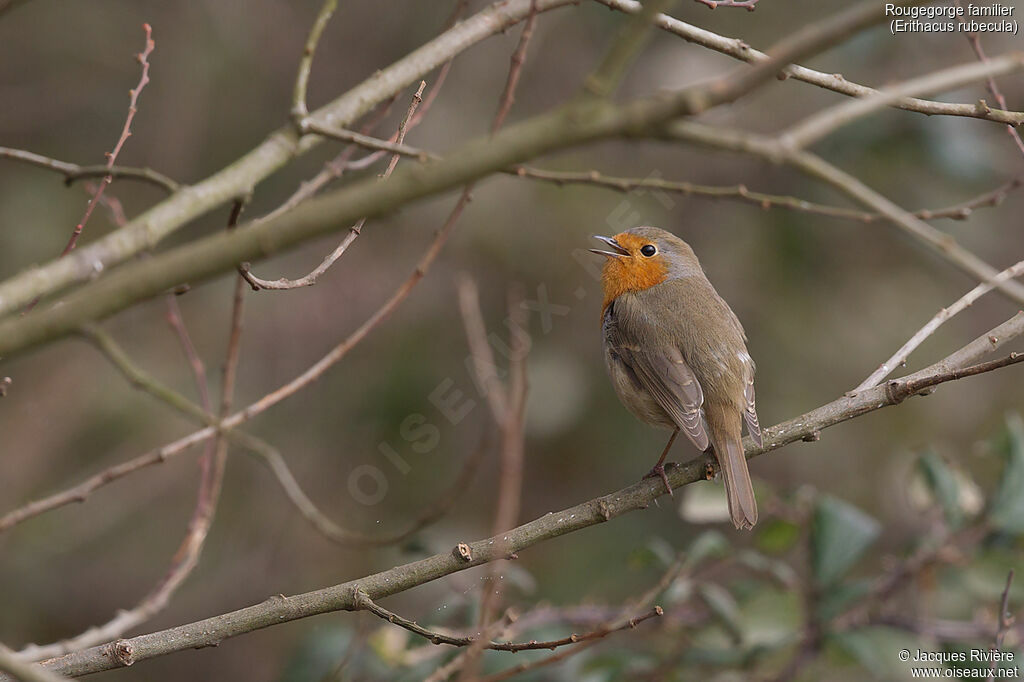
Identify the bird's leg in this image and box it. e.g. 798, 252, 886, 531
643, 428, 679, 496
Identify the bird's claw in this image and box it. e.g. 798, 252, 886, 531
643, 464, 673, 496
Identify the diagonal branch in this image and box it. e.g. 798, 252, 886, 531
594, 0, 1024, 125
779, 54, 1024, 150
855, 258, 1024, 392
13, 314, 1023, 680
664, 120, 1024, 306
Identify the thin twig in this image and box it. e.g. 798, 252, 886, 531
855, 258, 1024, 392
242, 81, 426, 290
988, 570, 1015, 681
260, 0, 469, 225
61, 23, 154, 257
0, 200, 468, 533
514, 167, 1022, 224
595, 0, 1024, 126
457, 286, 530, 680
665, 120, 1024, 307
291, 0, 338, 122
955, 1, 1024, 158
692, 0, 759, 9
354, 590, 660, 652
258, 95, 399, 225
779, 54, 1024, 150
0, 645, 67, 682
75, 322, 484, 549
0, 147, 180, 193
491, 0, 539, 133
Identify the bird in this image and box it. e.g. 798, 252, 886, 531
590, 226, 762, 530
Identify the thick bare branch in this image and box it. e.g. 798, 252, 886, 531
9, 314, 1021, 680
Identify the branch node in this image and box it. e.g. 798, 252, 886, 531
453, 542, 473, 562
107, 638, 135, 667
598, 498, 612, 521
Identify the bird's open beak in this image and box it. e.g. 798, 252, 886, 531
589, 235, 630, 258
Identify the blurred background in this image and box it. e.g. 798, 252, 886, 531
1, 1, 1023, 680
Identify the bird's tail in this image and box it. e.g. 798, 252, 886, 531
708, 409, 758, 530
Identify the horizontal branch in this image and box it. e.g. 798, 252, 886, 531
779, 52, 1024, 150
596, 0, 1024, 126
0, 0, 924, 357
0, 147, 181, 193
513, 167, 1021, 224
16, 312, 1022, 679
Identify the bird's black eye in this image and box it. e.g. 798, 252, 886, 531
640, 244, 657, 257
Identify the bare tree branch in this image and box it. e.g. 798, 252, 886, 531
855, 258, 1024, 392
8, 313, 1021, 679
779, 54, 1024, 150
0, 646, 67, 682
242, 81, 427, 290
0, 147, 180, 193
664, 121, 1024, 306
595, 0, 1024, 125
290, 0, 338, 122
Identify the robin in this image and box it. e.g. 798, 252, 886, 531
590, 226, 762, 529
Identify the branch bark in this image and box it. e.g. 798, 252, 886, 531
11, 312, 1021, 680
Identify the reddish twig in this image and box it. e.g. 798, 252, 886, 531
62, 24, 154, 257
955, 2, 1024, 158
242, 81, 426, 290
491, 0, 539, 133
13, 204, 243, 663
354, 589, 661, 653
454, 283, 531, 679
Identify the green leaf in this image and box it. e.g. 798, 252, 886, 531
816, 578, 872, 621
696, 583, 743, 643
989, 413, 1024, 533
811, 495, 881, 586
917, 449, 963, 527
755, 518, 801, 554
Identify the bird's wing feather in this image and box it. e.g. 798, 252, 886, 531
743, 375, 762, 448
606, 296, 709, 451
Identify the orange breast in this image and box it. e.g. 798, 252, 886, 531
599, 234, 669, 316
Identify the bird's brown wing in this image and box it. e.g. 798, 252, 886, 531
743, 369, 762, 448
605, 295, 709, 451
